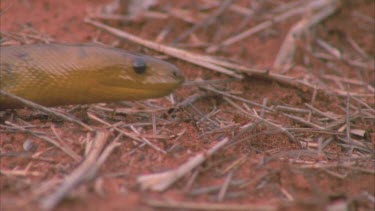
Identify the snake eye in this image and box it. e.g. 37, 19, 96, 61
132, 58, 147, 74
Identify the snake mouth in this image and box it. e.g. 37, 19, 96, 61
101, 72, 184, 92
124, 82, 183, 98
93, 79, 183, 102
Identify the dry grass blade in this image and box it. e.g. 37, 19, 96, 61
203, 0, 253, 16
0, 168, 42, 177
173, 0, 233, 43
92, 11, 168, 22
91, 104, 168, 114
39, 131, 109, 210
321, 74, 374, 93
217, 171, 234, 202
304, 103, 339, 120
206, 0, 340, 53
137, 137, 229, 191
0, 90, 94, 131
345, 94, 353, 155
282, 113, 325, 129
83, 17, 372, 99
4, 121, 81, 162
273, 0, 339, 71
189, 180, 246, 196
299, 161, 375, 174
223, 97, 300, 148
201, 86, 272, 111
84, 18, 243, 79
144, 199, 277, 211
85, 136, 122, 178
87, 112, 166, 153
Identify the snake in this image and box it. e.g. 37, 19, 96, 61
0, 43, 184, 109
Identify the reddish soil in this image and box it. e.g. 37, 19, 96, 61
1, 0, 374, 211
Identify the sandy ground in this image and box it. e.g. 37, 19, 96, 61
0, 0, 374, 210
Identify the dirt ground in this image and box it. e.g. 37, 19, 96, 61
0, 0, 374, 210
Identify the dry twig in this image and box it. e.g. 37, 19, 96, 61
173, 0, 233, 43
137, 137, 229, 191
4, 121, 81, 161
206, 0, 339, 53
144, 199, 277, 211
40, 131, 109, 210
84, 18, 243, 79
273, 0, 339, 71
84, 18, 373, 98
0, 90, 93, 131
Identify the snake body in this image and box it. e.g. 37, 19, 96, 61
0, 44, 184, 109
